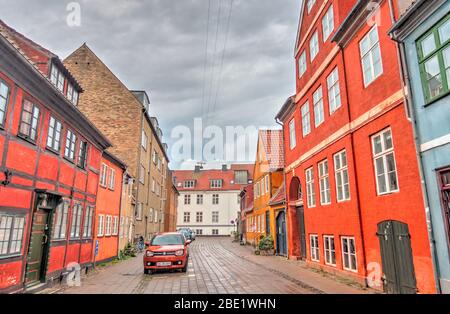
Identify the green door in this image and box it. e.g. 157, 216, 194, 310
25, 209, 51, 286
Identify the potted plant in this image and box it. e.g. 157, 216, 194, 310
258, 235, 275, 256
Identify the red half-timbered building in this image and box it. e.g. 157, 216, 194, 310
276, 0, 435, 293
0, 20, 111, 293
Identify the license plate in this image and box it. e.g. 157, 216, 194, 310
156, 262, 172, 267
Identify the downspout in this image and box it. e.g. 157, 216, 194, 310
276, 118, 290, 260
388, 0, 442, 294
135, 109, 145, 242
340, 47, 369, 285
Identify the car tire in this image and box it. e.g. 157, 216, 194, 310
182, 259, 189, 273
144, 269, 151, 275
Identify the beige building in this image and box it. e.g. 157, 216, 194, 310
64, 44, 170, 242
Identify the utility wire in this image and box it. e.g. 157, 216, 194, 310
201, 0, 212, 124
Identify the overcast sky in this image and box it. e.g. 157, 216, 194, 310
0, 0, 301, 169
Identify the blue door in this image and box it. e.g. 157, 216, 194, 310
276, 211, 287, 256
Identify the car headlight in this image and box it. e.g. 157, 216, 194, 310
146, 251, 154, 257
175, 250, 184, 256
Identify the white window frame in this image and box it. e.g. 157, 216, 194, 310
112, 216, 119, 236
327, 67, 342, 114
299, 51, 307, 78
196, 212, 203, 223
183, 212, 190, 223
322, 5, 335, 42
0, 214, 26, 257
136, 203, 143, 221
310, 234, 320, 262
184, 180, 195, 188
313, 86, 325, 127
141, 130, 148, 150
307, 0, 316, 13
212, 211, 219, 224
109, 168, 116, 190
306, 167, 316, 208
197, 194, 204, 205
265, 175, 270, 194
318, 159, 331, 205
324, 235, 336, 266
184, 194, 191, 205
100, 163, 108, 187
289, 119, 297, 150
97, 214, 105, 237
212, 194, 219, 205
82, 206, 94, 239
309, 31, 319, 62
372, 128, 399, 195
360, 26, 383, 87
341, 237, 358, 272
105, 215, 112, 236
334, 150, 351, 202
139, 164, 145, 184
301, 102, 311, 137
210, 179, 223, 188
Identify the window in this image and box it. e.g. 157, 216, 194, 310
212, 194, 219, 205
184, 180, 196, 188
327, 68, 341, 113
70, 204, 83, 239
184, 195, 191, 205
78, 141, 88, 169
105, 215, 112, 236
0, 214, 25, 257
313, 86, 324, 127
139, 165, 145, 184
310, 235, 319, 262
212, 229, 219, 236
152, 150, 158, 164
197, 194, 203, 205
183, 212, 191, 223
46, 117, 62, 152
112, 216, 119, 235
298, 51, 307, 78
19, 100, 40, 142
53, 201, 69, 240
155, 210, 159, 223
0, 81, 9, 127
196, 229, 203, 236
212, 211, 219, 223
307, 0, 316, 13
149, 208, 154, 222
64, 130, 77, 161
97, 215, 105, 236
109, 169, 116, 190
372, 129, 399, 195
210, 180, 223, 188
265, 175, 270, 194
67, 83, 78, 106
50, 64, 64, 92
324, 236, 336, 266
360, 26, 383, 87
119, 217, 125, 238
306, 168, 316, 208
82, 206, 94, 238
310, 31, 319, 61
141, 130, 148, 150
417, 15, 450, 103
261, 179, 265, 196
289, 119, 297, 149
318, 160, 331, 205
152, 178, 156, 193
234, 170, 248, 184
322, 5, 334, 42
334, 150, 350, 202
301, 102, 311, 137
136, 203, 143, 221
341, 237, 357, 272
100, 163, 108, 187
196, 212, 203, 223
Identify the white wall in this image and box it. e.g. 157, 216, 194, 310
176, 191, 240, 236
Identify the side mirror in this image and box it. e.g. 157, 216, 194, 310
185, 240, 192, 245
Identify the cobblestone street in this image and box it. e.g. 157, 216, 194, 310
44, 238, 368, 294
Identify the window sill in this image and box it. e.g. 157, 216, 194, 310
376, 190, 400, 197
17, 134, 37, 146
63, 157, 75, 164
423, 91, 450, 107
0, 253, 21, 260
45, 147, 61, 156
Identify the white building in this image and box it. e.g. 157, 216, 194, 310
174, 164, 253, 237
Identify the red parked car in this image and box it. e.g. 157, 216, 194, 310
143, 233, 191, 274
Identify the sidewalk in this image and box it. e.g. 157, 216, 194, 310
219, 238, 375, 294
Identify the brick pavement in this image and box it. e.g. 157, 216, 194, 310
42, 237, 370, 294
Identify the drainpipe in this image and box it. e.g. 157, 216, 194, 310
340, 47, 369, 285
276, 118, 290, 260
388, 0, 442, 294
135, 110, 145, 242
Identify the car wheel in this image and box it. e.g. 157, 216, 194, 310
182, 259, 189, 273
144, 269, 151, 275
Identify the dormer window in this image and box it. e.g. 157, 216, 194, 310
50, 64, 64, 93
210, 180, 223, 188
184, 180, 196, 188
67, 83, 79, 106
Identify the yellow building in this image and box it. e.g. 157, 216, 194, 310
246, 130, 284, 249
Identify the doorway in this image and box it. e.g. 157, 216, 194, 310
377, 221, 417, 294
276, 211, 287, 256
297, 206, 307, 260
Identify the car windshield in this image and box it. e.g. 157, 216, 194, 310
151, 234, 184, 246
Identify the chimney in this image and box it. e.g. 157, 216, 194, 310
195, 166, 201, 173
222, 164, 228, 171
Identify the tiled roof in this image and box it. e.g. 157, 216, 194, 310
269, 183, 286, 206
260, 130, 285, 171
173, 164, 254, 192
